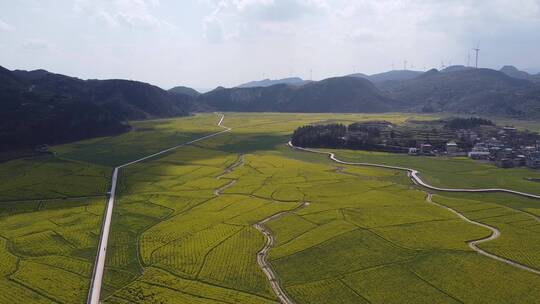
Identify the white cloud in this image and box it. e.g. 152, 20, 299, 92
20, 39, 54, 51
203, 15, 225, 43
2, 0, 540, 88
201, 0, 327, 42
0, 19, 15, 32
74, 0, 172, 30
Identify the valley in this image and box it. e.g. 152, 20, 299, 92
0, 113, 539, 303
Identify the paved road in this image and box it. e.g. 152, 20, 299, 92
87, 114, 231, 304
426, 194, 540, 275
254, 201, 310, 304
289, 142, 540, 275
288, 142, 540, 200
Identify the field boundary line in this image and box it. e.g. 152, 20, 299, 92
427, 193, 540, 275
0, 194, 106, 204
254, 201, 310, 304
87, 114, 231, 304
288, 142, 540, 200
337, 278, 372, 304
289, 142, 540, 275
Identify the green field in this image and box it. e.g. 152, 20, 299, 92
332, 149, 540, 195
0, 112, 539, 303
0, 198, 104, 303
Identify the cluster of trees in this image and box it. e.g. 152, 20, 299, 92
291, 123, 407, 152
445, 117, 494, 130
291, 124, 346, 148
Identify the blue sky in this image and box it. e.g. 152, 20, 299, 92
1, 0, 539, 89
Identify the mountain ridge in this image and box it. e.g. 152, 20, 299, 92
0, 67, 193, 153
237, 77, 310, 88
198, 76, 400, 113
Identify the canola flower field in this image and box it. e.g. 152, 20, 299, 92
0, 113, 539, 303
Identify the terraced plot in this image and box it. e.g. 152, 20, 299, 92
1, 112, 539, 303
432, 195, 540, 270
0, 156, 110, 201
101, 145, 301, 303
98, 113, 540, 303
0, 198, 104, 303
332, 149, 540, 195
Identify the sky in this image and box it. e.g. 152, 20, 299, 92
1, 0, 540, 90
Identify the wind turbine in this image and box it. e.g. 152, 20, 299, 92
473, 44, 480, 68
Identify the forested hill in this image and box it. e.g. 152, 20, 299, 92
197, 76, 401, 113
376, 68, 540, 118
0, 66, 193, 154
193, 68, 540, 118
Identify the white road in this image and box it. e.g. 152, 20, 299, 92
87, 114, 231, 304
288, 142, 540, 200
426, 193, 540, 275
289, 141, 540, 275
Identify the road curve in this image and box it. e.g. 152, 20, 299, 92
426, 194, 540, 275
254, 202, 310, 304
289, 142, 540, 275
288, 142, 540, 200
87, 114, 231, 304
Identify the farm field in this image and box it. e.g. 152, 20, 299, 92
98, 113, 540, 303
0, 198, 105, 303
52, 114, 232, 167
332, 149, 540, 195
0, 112, 539, 303
0, 155, 110, 202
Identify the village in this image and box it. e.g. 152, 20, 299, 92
408, 126, 540, 170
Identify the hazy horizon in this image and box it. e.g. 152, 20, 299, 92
1, 0, 540, 89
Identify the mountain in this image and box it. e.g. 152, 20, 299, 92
441, 65, 473, 73
237, 77, 310, 88
499, 65, 531, 80
12, 69, 191, 119
1, 67, 192, 153
198, 76, 400, 113
379, 68, 540, 117
169, 86, 200, 97
348, 70, 423, 84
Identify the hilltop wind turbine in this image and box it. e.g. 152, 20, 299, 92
473, 45, 480, 68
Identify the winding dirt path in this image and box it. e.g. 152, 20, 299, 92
87, 114, 231, 304
211, 152, 304, 303
289, 142, 540, 275
254, 201, 310, 304
214, 155, 245, 196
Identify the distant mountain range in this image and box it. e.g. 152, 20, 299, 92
199, 76, 397, 113
0, 66, 192, 153
348, 70, 424, 83
378, 68, 540, 117
237, 77, 311, 88
499, 65, 540, 82
197, 66, 540, 118
2, 64, 540, 155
